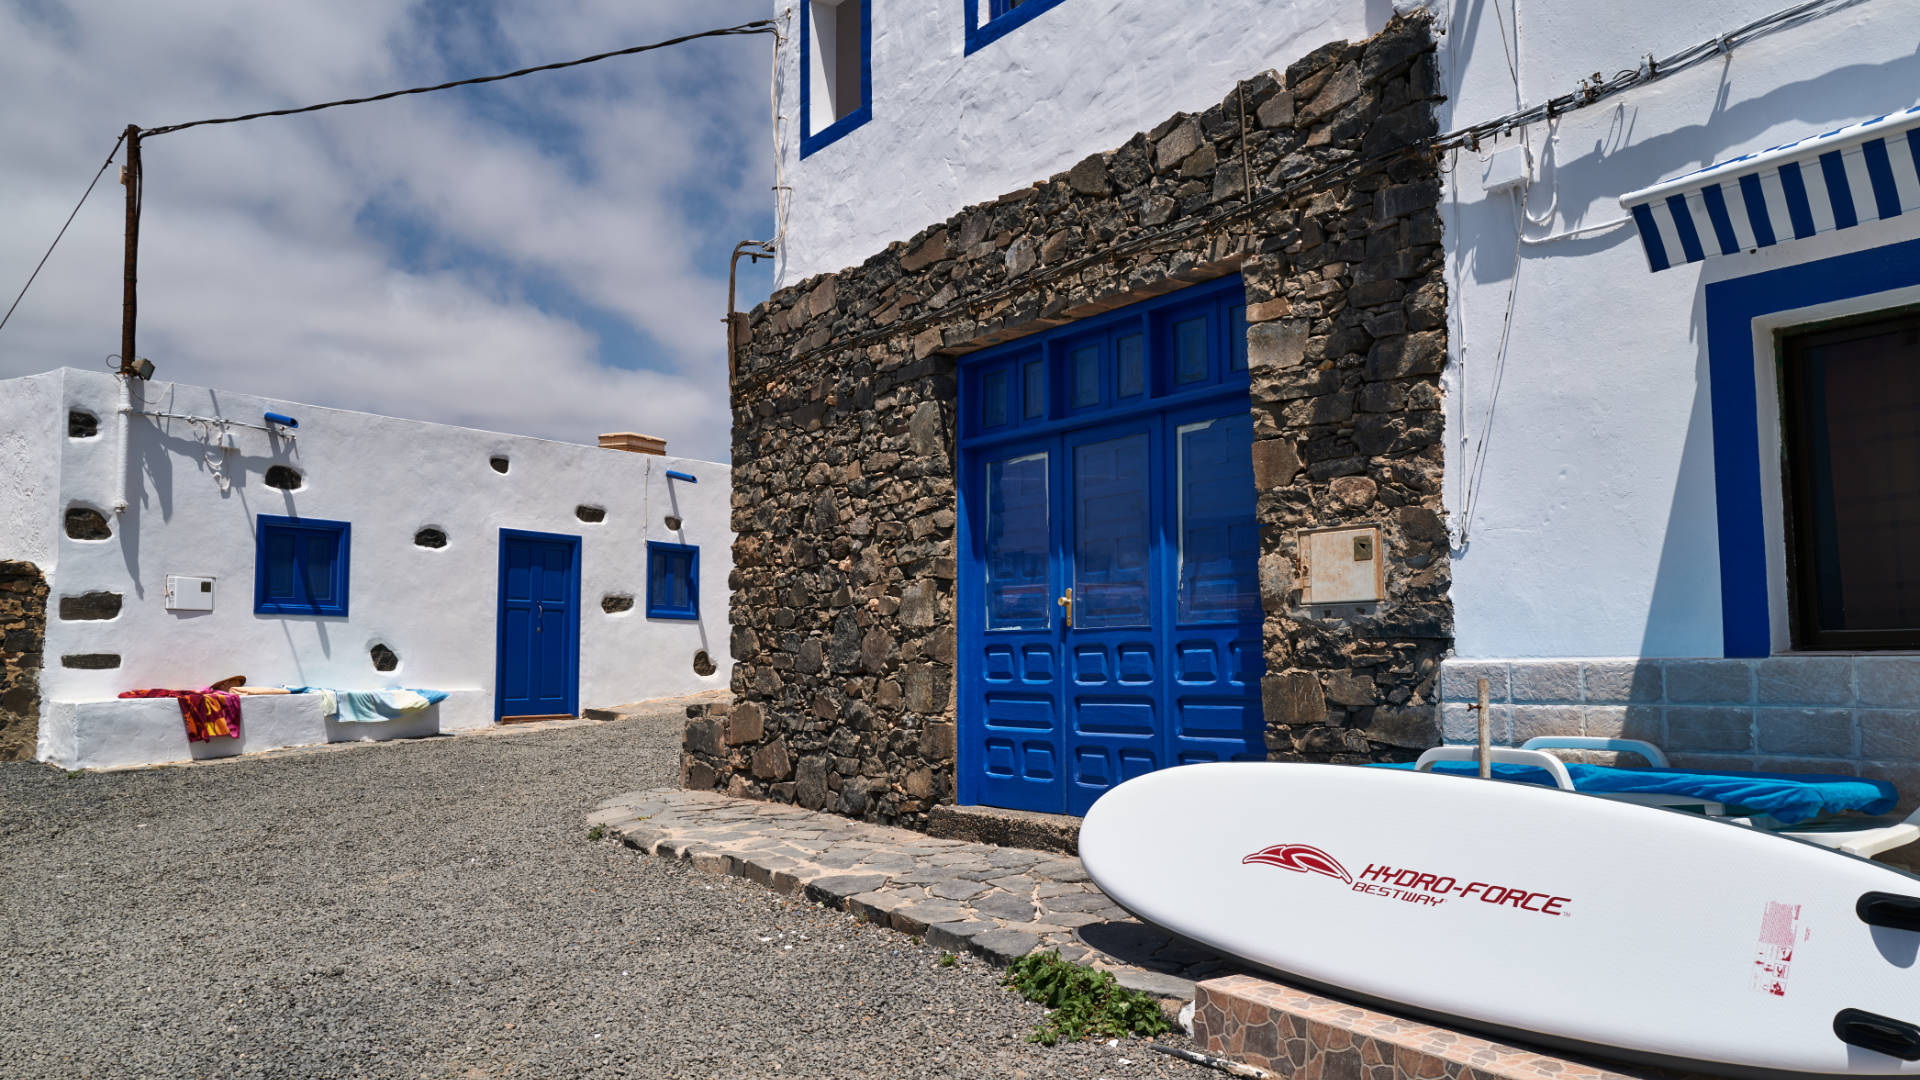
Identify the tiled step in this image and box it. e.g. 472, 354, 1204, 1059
1192, 974, 1715, 1080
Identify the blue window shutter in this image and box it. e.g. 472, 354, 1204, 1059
646, 541, 700, 620
255, 515, 350, 616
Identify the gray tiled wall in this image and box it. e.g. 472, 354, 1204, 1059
1438, 656, 1920, 809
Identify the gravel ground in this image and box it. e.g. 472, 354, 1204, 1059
0, 705, 1205, 1080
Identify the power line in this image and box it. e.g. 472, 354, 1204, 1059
0, 131, 128, 337
142, 20, 776, 138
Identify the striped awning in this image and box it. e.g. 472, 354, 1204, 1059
1620, 104, 1920, 272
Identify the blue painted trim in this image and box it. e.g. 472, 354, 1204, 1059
253, 514, 350, 616
665, 470, 697, 483
494, 529, 582, 721
798, 0, 872, 158
964, 0, 1068, 54
1704, 235, 1920, 657
645, 540, 700, 621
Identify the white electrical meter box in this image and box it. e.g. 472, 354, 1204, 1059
1300, 526, 1384, 605
165, 575, 216, 611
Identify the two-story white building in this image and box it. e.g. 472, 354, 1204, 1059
689, 0, 1920, 834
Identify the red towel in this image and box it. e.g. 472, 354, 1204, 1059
118, 689, 244, 742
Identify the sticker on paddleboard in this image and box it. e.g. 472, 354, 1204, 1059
1243, 842, 1574, 916
1753, 900, 1805, 998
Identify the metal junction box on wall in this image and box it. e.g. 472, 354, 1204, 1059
165, 575, 215, 611
1300, 526, 1384, 605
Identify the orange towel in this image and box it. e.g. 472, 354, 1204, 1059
118, 689, 243, 742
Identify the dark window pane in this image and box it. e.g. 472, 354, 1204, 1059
303, 533, 337, 604
983, 368, 1009, 427
1174, 317, 1208, 384
1074, 432, 1151, 627
1177, 414, 1259, 622
1116, 334, 1145, 397
1228, 306, 1248, 371
1023, 359, 1046, 420
1071, 345, 1100, 407
986, 452, 1050, 629
265, 533, 297, 600
1788, 315, 1920, 644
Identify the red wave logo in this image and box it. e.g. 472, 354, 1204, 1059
1242, 843, 1353, 885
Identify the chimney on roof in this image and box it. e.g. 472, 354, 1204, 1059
598, 432, 667, 456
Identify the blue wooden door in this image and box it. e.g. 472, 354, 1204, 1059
496, 530, 581, 720
957, 276, 1264, 816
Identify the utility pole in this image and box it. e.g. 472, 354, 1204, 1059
120, 124, 141, 378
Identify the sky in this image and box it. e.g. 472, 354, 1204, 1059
0, 0, 779, 462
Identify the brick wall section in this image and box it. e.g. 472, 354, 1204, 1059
695, 14, 1451, 825
0, 560, 49, 762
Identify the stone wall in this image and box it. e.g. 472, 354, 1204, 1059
0, 560, 49, 761
695, 14, 1451, 825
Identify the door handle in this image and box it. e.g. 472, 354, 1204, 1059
535, 602, 544, 633
1057, 588, 1073, 629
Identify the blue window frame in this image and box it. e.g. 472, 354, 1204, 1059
965, 0, 1068, 54
1705, 235, 1920, 657
254, 515, 350, 616
647, 541, 700, 620
799, 0, 872, 157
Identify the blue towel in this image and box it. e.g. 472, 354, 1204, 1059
286, 687, 450, 723
1382, 761, 1897, 825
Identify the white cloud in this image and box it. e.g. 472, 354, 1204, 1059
0, 0, 778, 461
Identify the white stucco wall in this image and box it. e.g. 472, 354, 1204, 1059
1436, 0, 1919, 658
0, 369, 62, 570
0, 367, 732, 767
771, 0, 1393, 288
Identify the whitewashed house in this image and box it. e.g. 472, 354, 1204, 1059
686, 0, 1920, 830
0, 367, 731, 769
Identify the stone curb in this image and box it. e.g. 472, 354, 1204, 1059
589, 788, 1242, 1007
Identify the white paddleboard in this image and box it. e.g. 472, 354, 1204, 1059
1078, 762, 1920, 1077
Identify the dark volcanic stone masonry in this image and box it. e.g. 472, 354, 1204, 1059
0, 561, 49, 761
701, 15, 1452, 827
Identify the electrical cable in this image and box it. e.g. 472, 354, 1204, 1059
1454, 189, 1526, 548
0, 131, 128, 337
738, 0, 1871, 391
140, 20, 776, 138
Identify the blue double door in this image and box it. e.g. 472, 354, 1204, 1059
961, 400, 1265, 816
496, 530, 581, 720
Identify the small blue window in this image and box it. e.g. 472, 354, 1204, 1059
800, 0, 872, 157
1228, 305, 1248, 371
966, 0, 1068, 53
647, 541, 699, 620
254, 515, 350, 616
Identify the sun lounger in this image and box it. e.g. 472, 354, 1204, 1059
1393, 739, 1920, 858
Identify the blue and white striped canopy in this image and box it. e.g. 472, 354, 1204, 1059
1619, 104, 1920, 272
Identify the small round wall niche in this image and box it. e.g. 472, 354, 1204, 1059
489, 456, 510, 474
601, 594, 635, 614
68, 410, 99, 438
663, 515, 683, 531
693, 650, 716, 677
576, 505, 606, 524
264, 465, 303, 491
370, 643, 399, 672
414, 527, 448, 549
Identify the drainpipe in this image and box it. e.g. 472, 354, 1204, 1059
726, 240, 775, 380
111, 373, 132, 514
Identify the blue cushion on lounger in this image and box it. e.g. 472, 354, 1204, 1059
1381, 761, 1897, 825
